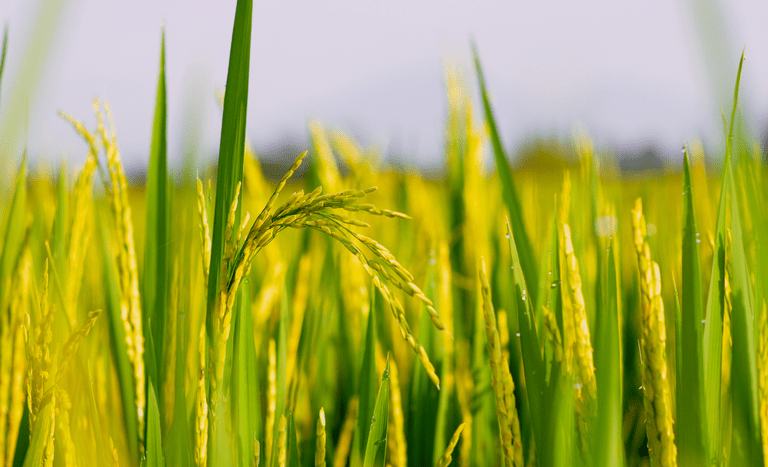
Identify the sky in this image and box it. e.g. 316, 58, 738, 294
1, 0, 767, 173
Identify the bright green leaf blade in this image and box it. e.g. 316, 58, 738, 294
166, 309, 192, 467
363, 356, 390, 467
145, 382, 165, 467
144, 29, 169, 382
593, 240, 625, 467
543, 367, 575, 467
474, 46, 538, 306
506, 220, 545, 448
269, 288, 288, 467
677, 148, 708, 465
286, 413, 300, 467
355, 289, 379, 465
205, 0, 253, 327
232, 284, 261, 467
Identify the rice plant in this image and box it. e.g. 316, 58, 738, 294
1, 2, 767, 467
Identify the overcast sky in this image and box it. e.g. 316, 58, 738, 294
1, 0, 767, 172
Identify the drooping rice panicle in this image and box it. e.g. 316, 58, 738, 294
436, 423, 466, 467
315, 408, 326, 467
479, 258, 523, 467
632, 198, 677, 467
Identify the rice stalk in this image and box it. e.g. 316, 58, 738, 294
632, 198, 677, 467
479, 257, 522, 467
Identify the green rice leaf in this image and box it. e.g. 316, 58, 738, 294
144, 29, 170, 383
506, 220, 544, 448
165, 308, 192, 467
232, 283, 262, 467
144, 382, 165, 467
677, 147, 708, 465
474, 46, 538, 306
206, 0, 253, 334
593, 239, 625, 467
355, 288, 379, 465
363, 355, 390, 467
543, 366, 575, 467
269, 288, 288, 467
286, 413, 300, 467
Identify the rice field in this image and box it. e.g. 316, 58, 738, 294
1, 2, 768, 467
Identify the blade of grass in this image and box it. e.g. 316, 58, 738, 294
677, 146, 708, 465
144, 382, 165, 467
473, 46, 537, 306
232, 283, 262, 467
506, 220, 544, 449
593, 238, 624, 467
355, 288, 379, 465
144, 29, 169, 384
286, 413, 300, 467
206, 0, 253, 333
165, 308, 192, 467
269, 289, 288, 467
363, 355, 390, 467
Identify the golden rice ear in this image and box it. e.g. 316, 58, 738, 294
631, 198, 677, 467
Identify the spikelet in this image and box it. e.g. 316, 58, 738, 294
55, 389, 77, 467
26, 260, 56, 431
436, 423, 466, 467
332, 397, 358, 467
248, 439, 259, 467
631, 198, 677, 467
479, 258, 522, 467
387, 360, 407, 467
195, 324, 208, 467
266, 339, 277, 465
758, 299, 768, 466
315, 408, 326, 467
277, 415, 287, 467
111, 437, 120, 467
57, 309, 101, 381
560, 223, 596, 461
197, 178, 212, 285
